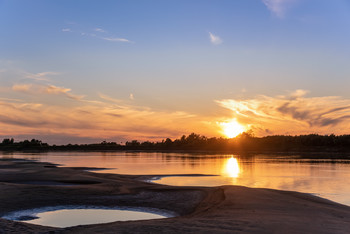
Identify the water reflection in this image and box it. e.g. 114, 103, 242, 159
2, 152, 350, 206
224, 157, 240, 178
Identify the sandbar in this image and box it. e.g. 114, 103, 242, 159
1, 159, 350, 233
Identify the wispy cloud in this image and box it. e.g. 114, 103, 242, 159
101, 37, 131, 43
12, 83, 83, 100
62, 28, 72, 32
262, 0, 297, 18
94, 28, 106, 33
24, 71, 59, 81
61, 24, 132, 43
209, 32, 222, 45
216, 90, 350, 136
98, 93, 123, 104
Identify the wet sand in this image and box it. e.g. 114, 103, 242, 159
1, 159, 350, 233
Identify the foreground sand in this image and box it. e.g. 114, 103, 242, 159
1, 159, 350, 233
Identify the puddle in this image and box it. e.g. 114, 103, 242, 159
3, 206, 173, 228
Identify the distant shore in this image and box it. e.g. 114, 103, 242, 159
1, 159, 350, 233
2, 147, 350, 156
2, 133, 350, 153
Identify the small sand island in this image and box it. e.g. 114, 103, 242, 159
1, 159, 350, 233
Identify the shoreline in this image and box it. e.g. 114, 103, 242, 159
2, 148, 350, 154
1, 159, 350, 233
2, 149, 350, 162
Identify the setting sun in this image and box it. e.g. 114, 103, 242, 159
221, 120, 245, 138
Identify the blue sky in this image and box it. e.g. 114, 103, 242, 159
1, 0, 350, 143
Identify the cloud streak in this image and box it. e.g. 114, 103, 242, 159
61, 24, 132, 43
24, 71, 59, 81
101, 37, 131, 43
12, 83, 83, 100
94, 28, 106, 33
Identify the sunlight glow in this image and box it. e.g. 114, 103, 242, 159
220, 119, 245, 138
225, 157, 240, 178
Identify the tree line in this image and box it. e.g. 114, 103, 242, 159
1, 132, 350, 152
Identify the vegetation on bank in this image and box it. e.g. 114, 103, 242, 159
1, 132, 350, 152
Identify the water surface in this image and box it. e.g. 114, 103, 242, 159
4, 207, 167, 228
2, 151, 350, 206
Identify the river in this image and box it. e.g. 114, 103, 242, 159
2, 151, 350, 206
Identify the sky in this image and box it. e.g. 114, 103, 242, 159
1, 0, 350, 144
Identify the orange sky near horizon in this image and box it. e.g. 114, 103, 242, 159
1, 85, 350, 144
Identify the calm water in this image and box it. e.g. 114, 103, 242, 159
2, 151, 350, 206
4, 207, 167, 228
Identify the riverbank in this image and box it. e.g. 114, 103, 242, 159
3, 133, 350, 153
1, 159, 350, 233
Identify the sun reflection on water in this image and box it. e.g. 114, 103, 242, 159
225, 157, 240, 178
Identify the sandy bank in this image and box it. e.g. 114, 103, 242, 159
1, 159, 350, 233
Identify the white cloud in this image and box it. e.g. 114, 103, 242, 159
94, 28, 106, 33
101, 37, 131, 43
262, 0, 296, 18
61, 24, 132, 43
209, 32, 222, 45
